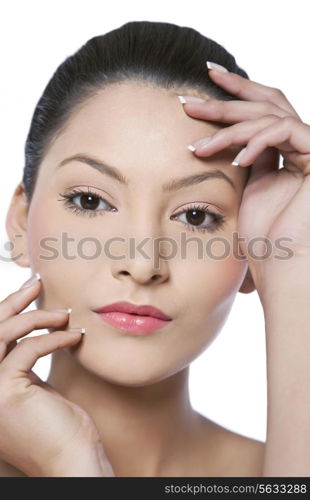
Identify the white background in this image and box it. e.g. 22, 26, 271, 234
0, 0, 309, 443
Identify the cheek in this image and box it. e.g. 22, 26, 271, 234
27, 198, 52, 270
178, 253, 246, 314
27, 191, 96, 261
174, 230, 248, 346
26, 197, 92, 309
178, 230, 246, 301
164, 253, 247, 370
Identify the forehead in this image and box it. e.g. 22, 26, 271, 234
41, 81, 248, 192
55, 81, 222, 146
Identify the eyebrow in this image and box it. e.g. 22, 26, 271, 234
57, 153, 236, 192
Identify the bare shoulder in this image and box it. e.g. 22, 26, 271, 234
0, 459, 27, 477
222, 427, 265, 476
197, 414, 265, 477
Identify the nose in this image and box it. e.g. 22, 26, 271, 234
110, 232, 170, 286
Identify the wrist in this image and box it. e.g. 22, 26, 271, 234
249, 256, 310, 310
38, 441, 115, 478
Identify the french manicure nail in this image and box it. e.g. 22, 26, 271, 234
51, 308, 72, 314
206, 61, 229, 73
178, 95, 206, 104
19, 272, 41, 290
231, 147, 247, 166
68, 327, 86, 334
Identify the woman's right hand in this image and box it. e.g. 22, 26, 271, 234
0, 275, 115, 477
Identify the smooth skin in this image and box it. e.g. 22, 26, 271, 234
2, 66, 310, 477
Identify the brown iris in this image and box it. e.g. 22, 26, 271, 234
186, 209, 206, 226
79, 194, 100, 210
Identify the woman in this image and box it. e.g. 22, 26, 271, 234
1, 20, 310, 477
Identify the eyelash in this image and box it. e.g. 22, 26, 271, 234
171, 203, 226, 234
57, 187, 226, 234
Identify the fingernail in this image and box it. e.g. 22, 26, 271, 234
68, 327, 86, 334
232, 147, 247, 166
50, 308, 72, 314
206, 61, 229, 73
19, 272, 41, 290
178, 95, 205, 104
190, 136, 214, 150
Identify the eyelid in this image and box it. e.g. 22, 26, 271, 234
57, 188, 117, 218
62, 187, 225, 218
172, 200, 224, 216
63, 184, 117, 204
171, 202, 226, 234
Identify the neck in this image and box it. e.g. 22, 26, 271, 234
46, 349, 201, 476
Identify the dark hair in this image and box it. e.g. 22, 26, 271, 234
22, 20, 250, 202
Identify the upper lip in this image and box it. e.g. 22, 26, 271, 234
93, 301, 172, 321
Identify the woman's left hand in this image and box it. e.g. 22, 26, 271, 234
182, 66, 310, 478
180, 65, 310, 290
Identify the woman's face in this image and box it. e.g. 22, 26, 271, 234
24, 81, 249, 386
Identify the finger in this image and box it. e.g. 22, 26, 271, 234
5, 340, 18, 357
249, 148, 280, 183
182, 99, 291, 124
0, 279, 41, 323
190, 114, 280, 156
229, 117, 310, 175
207, 69, 302, 120
0, 330, 84, 374
0, 309, 71, 361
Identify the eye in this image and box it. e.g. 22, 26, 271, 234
58, 189, 226, 234
58, 187, 117, 218
170, 203, 226, 233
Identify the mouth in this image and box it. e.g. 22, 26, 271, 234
92, 301, 172, 335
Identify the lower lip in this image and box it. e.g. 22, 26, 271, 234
95, 311, 171, 334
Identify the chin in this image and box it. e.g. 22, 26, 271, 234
67, 341, 187, 388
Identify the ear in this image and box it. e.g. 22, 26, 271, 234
239, 265, 256, 294
5, 182, 31, 268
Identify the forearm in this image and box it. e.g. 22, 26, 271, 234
256, 259, 310, 477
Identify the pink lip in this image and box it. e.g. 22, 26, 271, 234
93, 301, 172, 335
